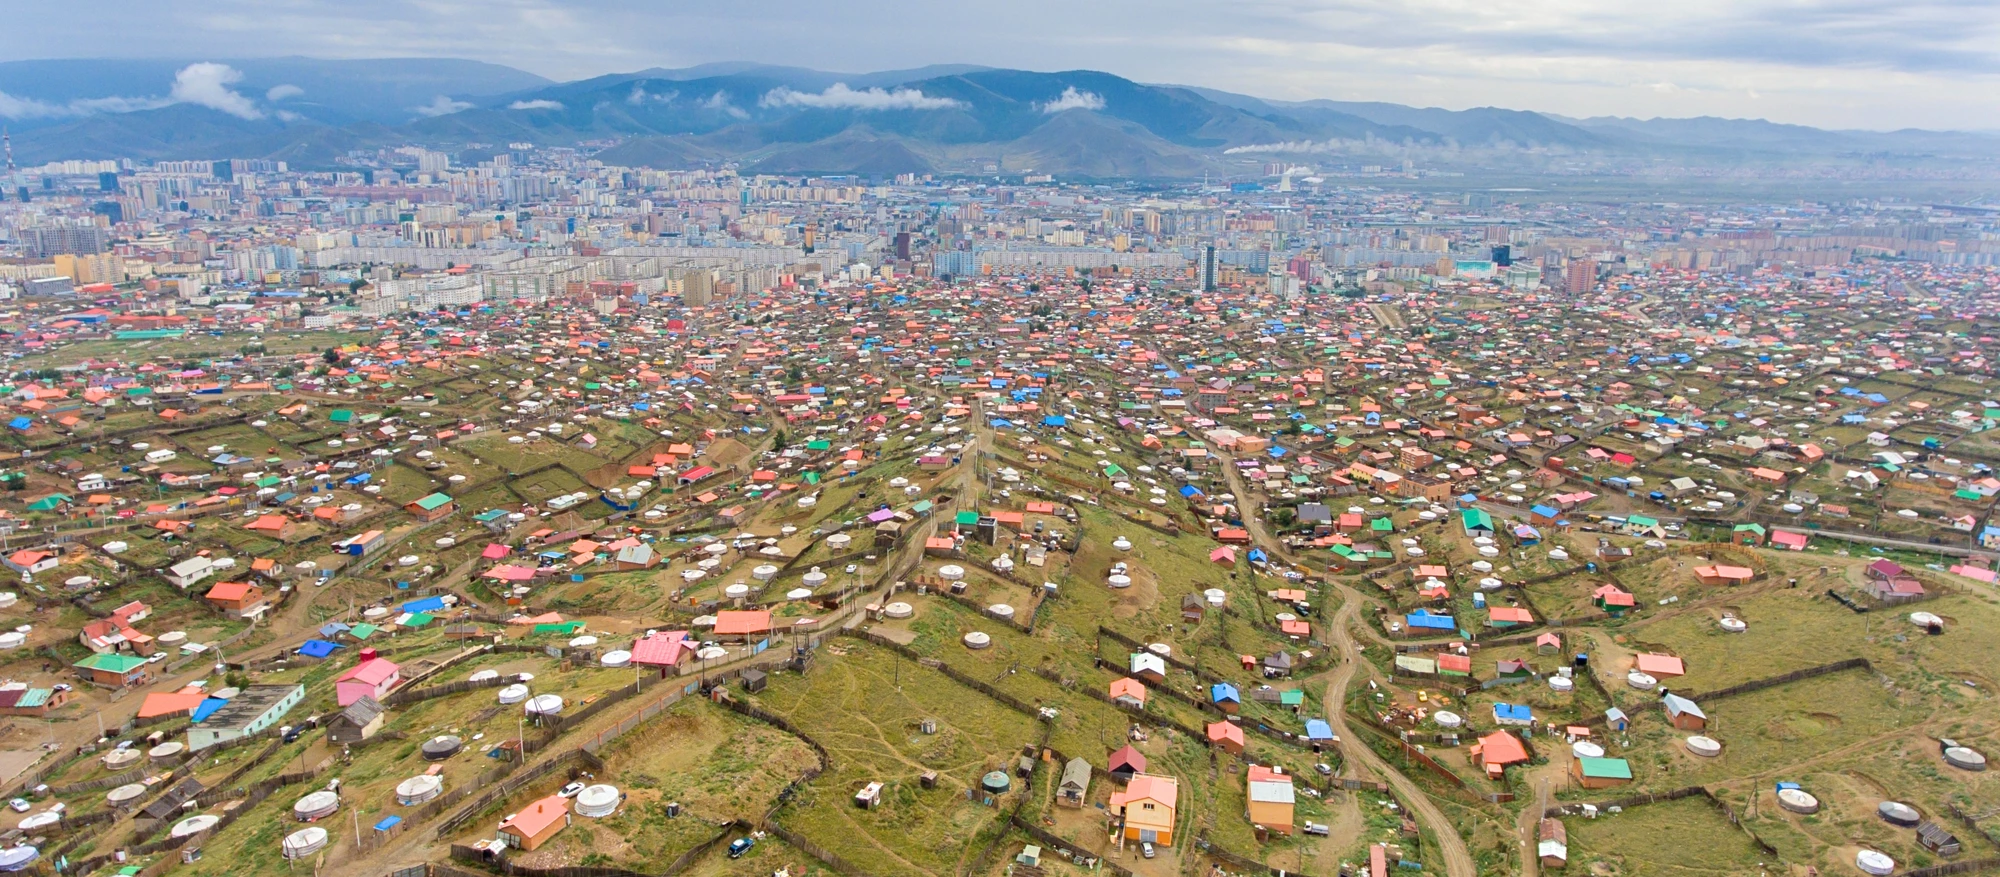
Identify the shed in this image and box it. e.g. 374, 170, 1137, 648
1058, 757, 1091, 807
327, 695, 386, 744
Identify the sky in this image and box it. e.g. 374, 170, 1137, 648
4, 0, 1999, 131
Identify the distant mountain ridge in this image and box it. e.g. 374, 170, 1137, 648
6, 58, 1997, 178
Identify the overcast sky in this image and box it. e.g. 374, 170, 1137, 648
6, 0, 1999, 130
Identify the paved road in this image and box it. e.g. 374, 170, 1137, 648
1771, 526, 2000, 561
1219, 460, 1478, 877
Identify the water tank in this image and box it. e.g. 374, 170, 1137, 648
102, 748, 140, 770
1775, 788, 1820, 814
421, 736, 463, 761
1944, 746, 1988, 771
575, 784, 620, 818
170, 814, 219, 838
396, 774, 443, 806
1877, 801, 1921, 826
293, 790, 341, 821
283, 827, 329, 859
1855, 850, 1895, 876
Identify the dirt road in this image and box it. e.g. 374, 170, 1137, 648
1219, 460, 1478, 877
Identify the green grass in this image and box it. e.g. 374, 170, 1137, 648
750, 640, 1041, 877
1565, 796, 1770, 875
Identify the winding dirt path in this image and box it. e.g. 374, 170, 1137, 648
1219, 459, 1479, 877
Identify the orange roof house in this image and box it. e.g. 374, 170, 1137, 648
1206, 720, 1246, 754
1634, 653, 1685, 677
497, 794, 571, 850
1471, 730, 1529, 778
1108, 774, 1179, 846
1109, 677, 1148, 708
712, 610, 772, 640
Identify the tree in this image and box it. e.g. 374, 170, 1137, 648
348, 278, 365, 294
322, 347, 341, 365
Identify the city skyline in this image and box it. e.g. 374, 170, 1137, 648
1, 0, 1998, 132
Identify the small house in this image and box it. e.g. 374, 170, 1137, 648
1206, 720, 1246, 755
203, 580, 268, 618
1694, 565, 1754, 586
1107, 745, 1146, 783
712, 609, 772, 642
1057, 757, 1091, 807
1539, 818, 1567, 869
74, 652, 149, 688
1472, 730, 1528, 778
1918, 821, 1962, 857
1180, 594, 1206, 623
1571, 756, 1634, 789
165, 556, 215, 588
1108, 773, 1177, 846
404, 492, 456, 522
1109, 677, 1147, 708
327, 695, 386, 744
1211, 682, 1241, 714
497, 794, 571, 850
1129, 652, 1167, 684
1662, 693, 1707, 731
1246, 765, 1295, 834
335, 657, 401, 707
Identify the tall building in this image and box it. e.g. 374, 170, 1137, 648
1491, 244, 1512, 267
1565, 258, 1596, 295
682, 269, 714, 305
893, 231, 912, 261
24, 226, 110, 257
1202, 245, 1217, 292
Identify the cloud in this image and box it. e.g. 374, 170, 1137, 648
169, 62, 262, 119
701, 90, 748, 119
508, 99, 564, 110
627, 84, 677, 105
0, 89, 171, 120
1038, 86, 1106, 113
265, 84, 304, 101
413, 94, 473, 117
759, 83, 965, 111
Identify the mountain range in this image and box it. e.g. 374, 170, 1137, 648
4, 58, 1997, 178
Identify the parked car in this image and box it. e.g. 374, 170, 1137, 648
559, 782, 585, 798
1141, 842, 1156, 859
7, 799, 28, 813
728, 838, 755, 859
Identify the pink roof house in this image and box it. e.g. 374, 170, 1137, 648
335, 657, 401, 706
